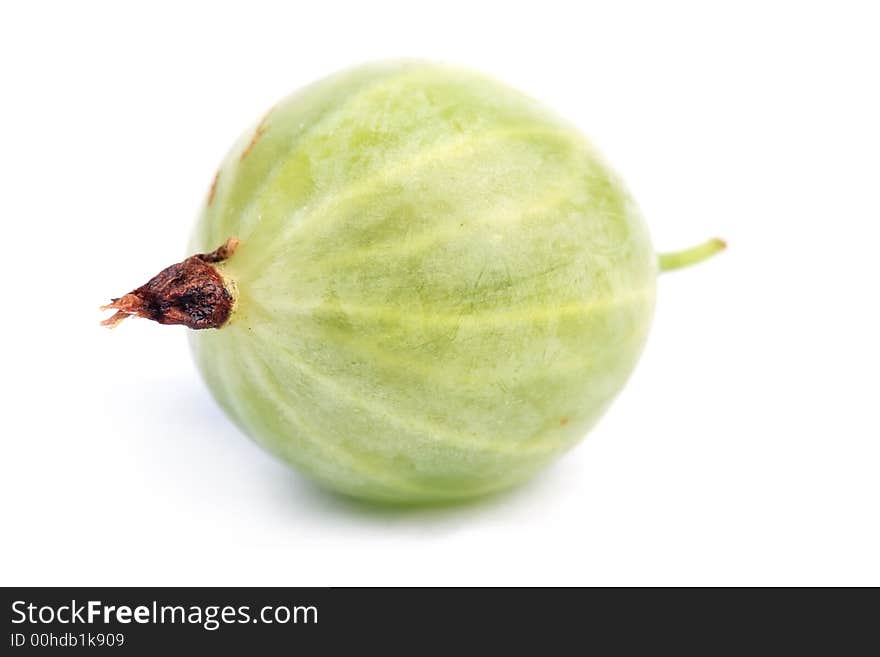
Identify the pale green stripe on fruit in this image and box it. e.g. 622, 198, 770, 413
241, 288, 651, 402
238, 124, 576, 278
238, 328, 583, 500
229, 330, 439, 497
226, 67, 416, 245
264, 286, 653, 330
273, 154, 582, 278
237, 322, 575, 457
227, 64, 486, 251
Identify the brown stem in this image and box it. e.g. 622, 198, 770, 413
101, 238, 239, 330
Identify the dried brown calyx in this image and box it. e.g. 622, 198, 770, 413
101, 238, 239, 330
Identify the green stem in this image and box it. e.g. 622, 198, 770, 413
658, 238, 726, 273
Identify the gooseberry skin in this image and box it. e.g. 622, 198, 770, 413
188, 61, 657, 503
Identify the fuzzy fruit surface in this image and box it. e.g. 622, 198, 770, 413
189, 61, 657, 503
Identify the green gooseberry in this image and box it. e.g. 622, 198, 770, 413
103, 60, 724, 503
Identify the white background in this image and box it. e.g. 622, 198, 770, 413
2, 1, 878, 586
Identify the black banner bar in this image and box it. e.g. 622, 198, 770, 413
2, 587, 875, 652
